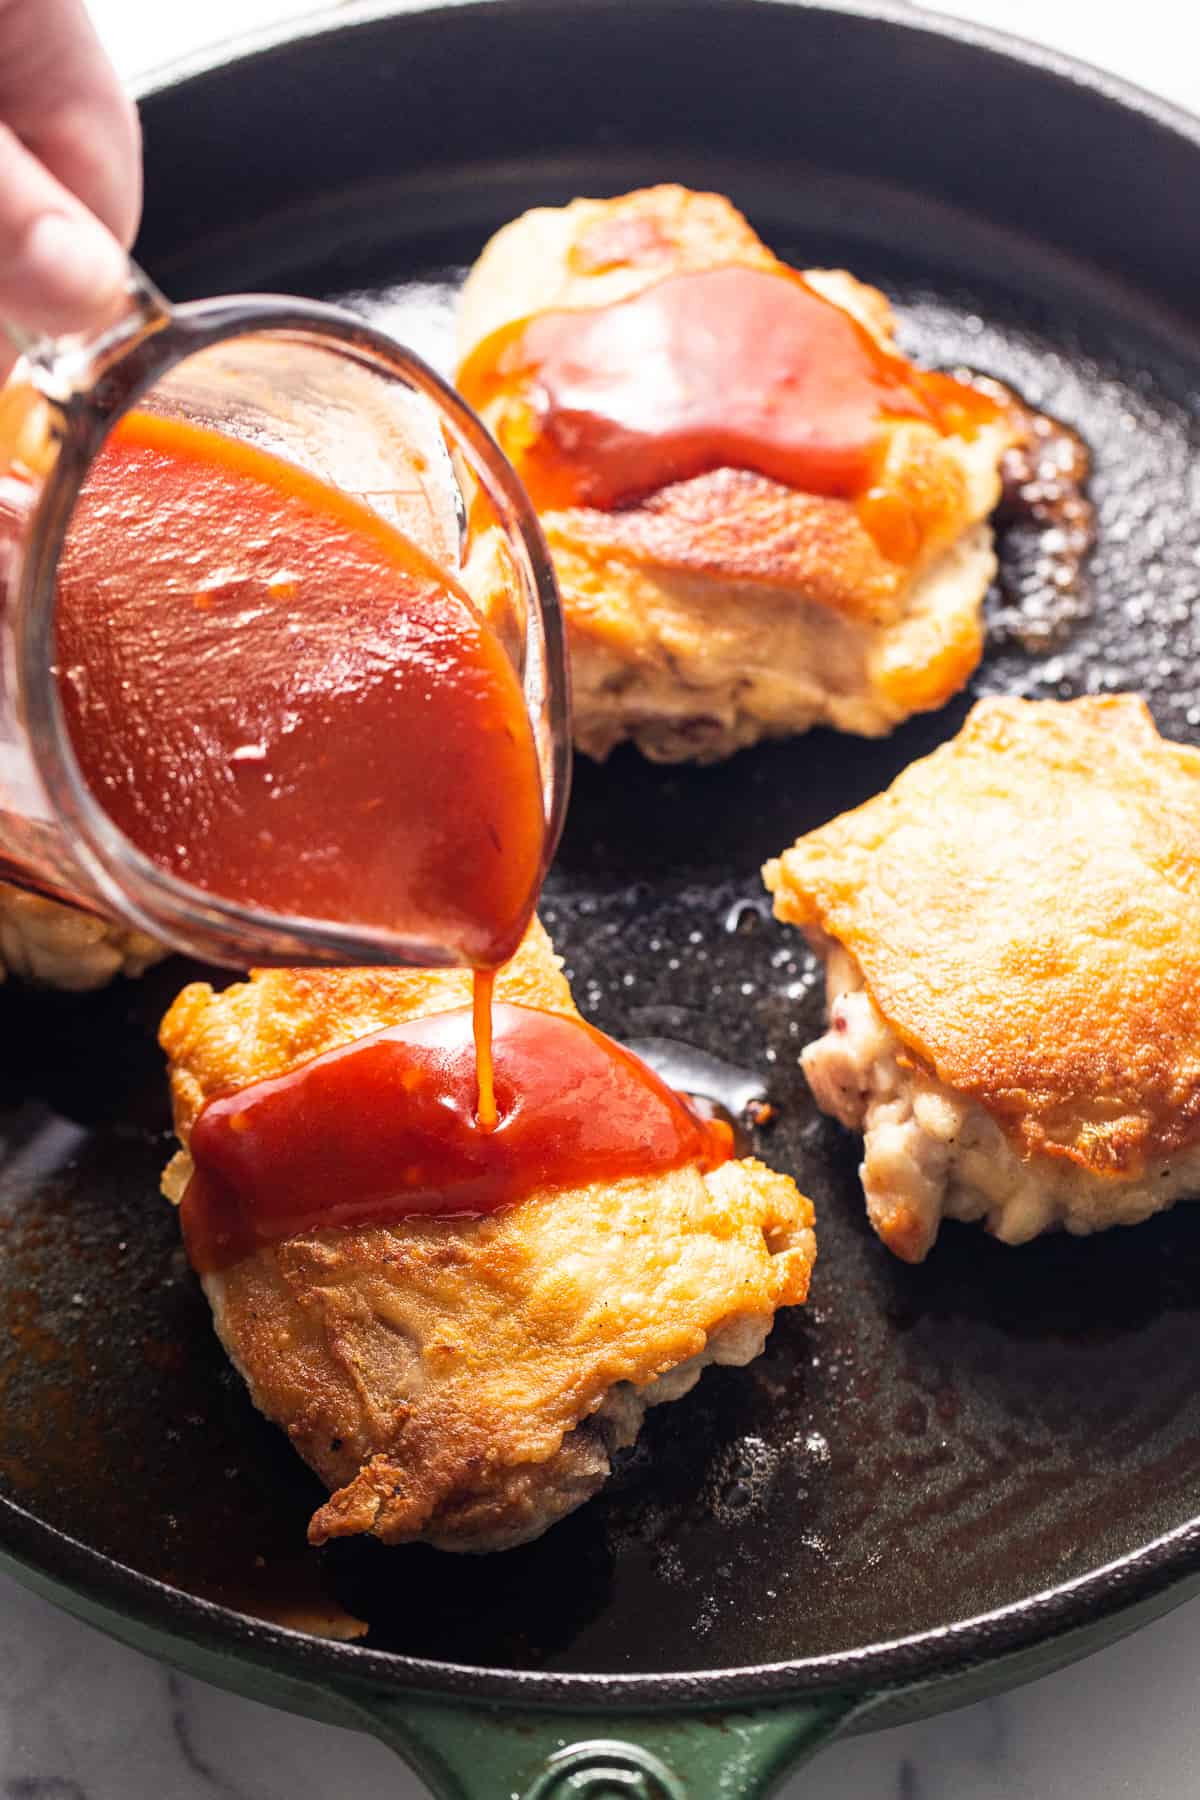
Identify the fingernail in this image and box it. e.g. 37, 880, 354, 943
22, 211, 129, 323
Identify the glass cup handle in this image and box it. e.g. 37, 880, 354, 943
3, 259, 175, 410
4, 322, 42, 360
1, 260, 174, 524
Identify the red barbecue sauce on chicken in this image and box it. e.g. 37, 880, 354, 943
458, 263, 1001, 563
180, 1002, 735, 1271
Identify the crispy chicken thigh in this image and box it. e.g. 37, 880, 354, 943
161, 922, 815, 1550
765, 695, 1200, 1261
0, 882, 162, 991
458, 185, 1018, 762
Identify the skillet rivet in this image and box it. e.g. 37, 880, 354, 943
521, 1740, 684, 1800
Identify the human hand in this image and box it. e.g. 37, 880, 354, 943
0, 0, 140, 362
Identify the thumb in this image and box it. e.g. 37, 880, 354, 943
0, 118, 128, 344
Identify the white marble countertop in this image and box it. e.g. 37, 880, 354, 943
5, 2, 1199, 1795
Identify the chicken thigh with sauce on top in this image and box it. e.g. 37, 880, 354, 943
161, 920, 816, 1551
457, 184, 1021, 762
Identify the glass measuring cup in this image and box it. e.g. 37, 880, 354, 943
0, 266, 569, 970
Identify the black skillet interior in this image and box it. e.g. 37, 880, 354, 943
4, 0, 1200, 1681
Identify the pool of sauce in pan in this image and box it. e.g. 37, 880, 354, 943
627, 1036, 772, 1155
6, 250, 1200, 1671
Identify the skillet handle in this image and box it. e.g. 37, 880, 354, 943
347, 1691, 862, 1799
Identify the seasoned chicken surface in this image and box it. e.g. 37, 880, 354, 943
765, 695, 1200, 1261
161, 921, 816, 1550
458, 185, 1018, 762
0, 881, 163, 991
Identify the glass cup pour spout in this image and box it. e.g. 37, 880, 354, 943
0, 264, 569, 970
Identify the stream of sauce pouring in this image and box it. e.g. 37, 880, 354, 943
181, 1002, 734, 1271
53, 411, 732, 1239
458, 262, 1002, 554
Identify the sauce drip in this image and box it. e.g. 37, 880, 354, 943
181, 1002, 735, 1271
472, 967, 498, 1131
458, 264, 1001, 525
53, 411, 544, 966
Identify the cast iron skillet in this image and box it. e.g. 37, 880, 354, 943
4, 2, 1200, 1792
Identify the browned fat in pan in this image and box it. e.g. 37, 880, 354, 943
5, 208, 1200, 1677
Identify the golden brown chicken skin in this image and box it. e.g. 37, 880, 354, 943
161, 921, 815, 1551
458, 185, 1019, 763
0, 881, 162, 990
765, 695, 1200, 1261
